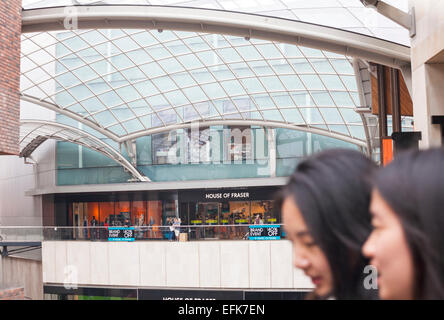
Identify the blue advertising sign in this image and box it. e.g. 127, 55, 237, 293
108, 227, 135, 241
249, 225, 281, 240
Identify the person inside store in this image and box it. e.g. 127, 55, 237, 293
90, 216, 98, 240
104, 218, 109, 240
99, 219, 105, 240
277, 149, 378, 300
83, 216, 88, 239
362, 148, 444, 300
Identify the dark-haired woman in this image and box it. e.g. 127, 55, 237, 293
362, 148, 444, 300
278, 149, 377, 299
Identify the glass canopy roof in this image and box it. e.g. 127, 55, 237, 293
21, 28, 367, 146
22, 0, 410, 46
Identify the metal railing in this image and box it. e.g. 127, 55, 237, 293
0, 225, 284, 242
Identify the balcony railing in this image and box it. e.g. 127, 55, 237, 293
0, 225, 285, 242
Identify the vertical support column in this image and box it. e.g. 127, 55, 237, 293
377, 65, 388, 164
390, 68, 402, 134
267, 128, 276, 178
0, 1, 21, 155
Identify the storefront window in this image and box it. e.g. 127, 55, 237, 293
99, 202, 115, 225
113, 201, 131, 226
132, 201, 147, 226
251, 201, 277, 224
66, 189, 277, 241
147, 200, 162, 239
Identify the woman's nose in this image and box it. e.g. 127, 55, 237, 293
293, 247, 310, 269
362, 231, 375, 259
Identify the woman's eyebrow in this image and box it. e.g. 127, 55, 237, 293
295, 230, 311, 238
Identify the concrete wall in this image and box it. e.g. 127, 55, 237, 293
409, 0, 444, 147
0, 100, 56, 226
1, 256, 43, 300
42, 240, 314, 290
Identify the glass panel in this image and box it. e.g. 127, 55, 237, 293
331, 91, 355, 106
183, 86, 208, 103
261, 76, 285, 91
330, 59, 354, 74
319, 108, 343, 123
177, 54, 204, 69
158, 58, 185, 74
139, 62, 165, 78
300, 108, 324, 124
311, 91, 334, 106
230, 62, 255, 78
164, 90, 190, 106
201, 83, 227, 99
300, 75, 325, 90
93, 110, 118, 127
262, 110, 283, 122
241, 78, 266, 94
256, 44, 283, 59
320, 75, 346, 90
310, 59, 335, 73
152, 76, 178, 92
280, 75, 304, 91
340, 75, 358, 91
218, 47, 243, 63
220, 80, 246, 96
236, 46, 262, 60
338, 107, 361, 123
280, 108, 305, 124
289, 58, 314, 73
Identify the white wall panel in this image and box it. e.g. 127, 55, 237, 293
220, 241, 249, 288
90, 241, 109, 286
165, 242, 199, 287
198, 242, 221, 288
108, 242, 140, 286
41, 241, 55, 283
139, 242, 167, 287
66, 242, 91, 286
270, 240, 294, 288
249, 241, 271, 288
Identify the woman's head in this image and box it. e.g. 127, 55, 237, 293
278, 149, 377, 299
362, 148, 444, 300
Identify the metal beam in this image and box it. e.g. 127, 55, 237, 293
390, 68, 401, 133
352, 58, 373, 157
21, 94, 120, 142
120, 119, 368, 148
377, 64, 388, 164
22, 5, 411, 68
20, 120, 150, 182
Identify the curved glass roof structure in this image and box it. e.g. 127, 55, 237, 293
19, 1, 413, 181
22, 0, 410, 46
21, 29, 367, 147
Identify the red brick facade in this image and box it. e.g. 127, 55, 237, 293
0, 1, 21, 155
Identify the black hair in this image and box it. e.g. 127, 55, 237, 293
276, 148, 378, 299
373, 148, 444, 299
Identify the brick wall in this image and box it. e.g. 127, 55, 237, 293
0, 287, 25, 300
0, 1, 21, 155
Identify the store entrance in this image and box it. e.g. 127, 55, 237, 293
194, 202, 220, 239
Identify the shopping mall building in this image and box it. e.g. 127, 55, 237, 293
0, 0, 443, 300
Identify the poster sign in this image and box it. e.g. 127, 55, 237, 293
108, 227, 135, 241
249, 225, 281, 240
